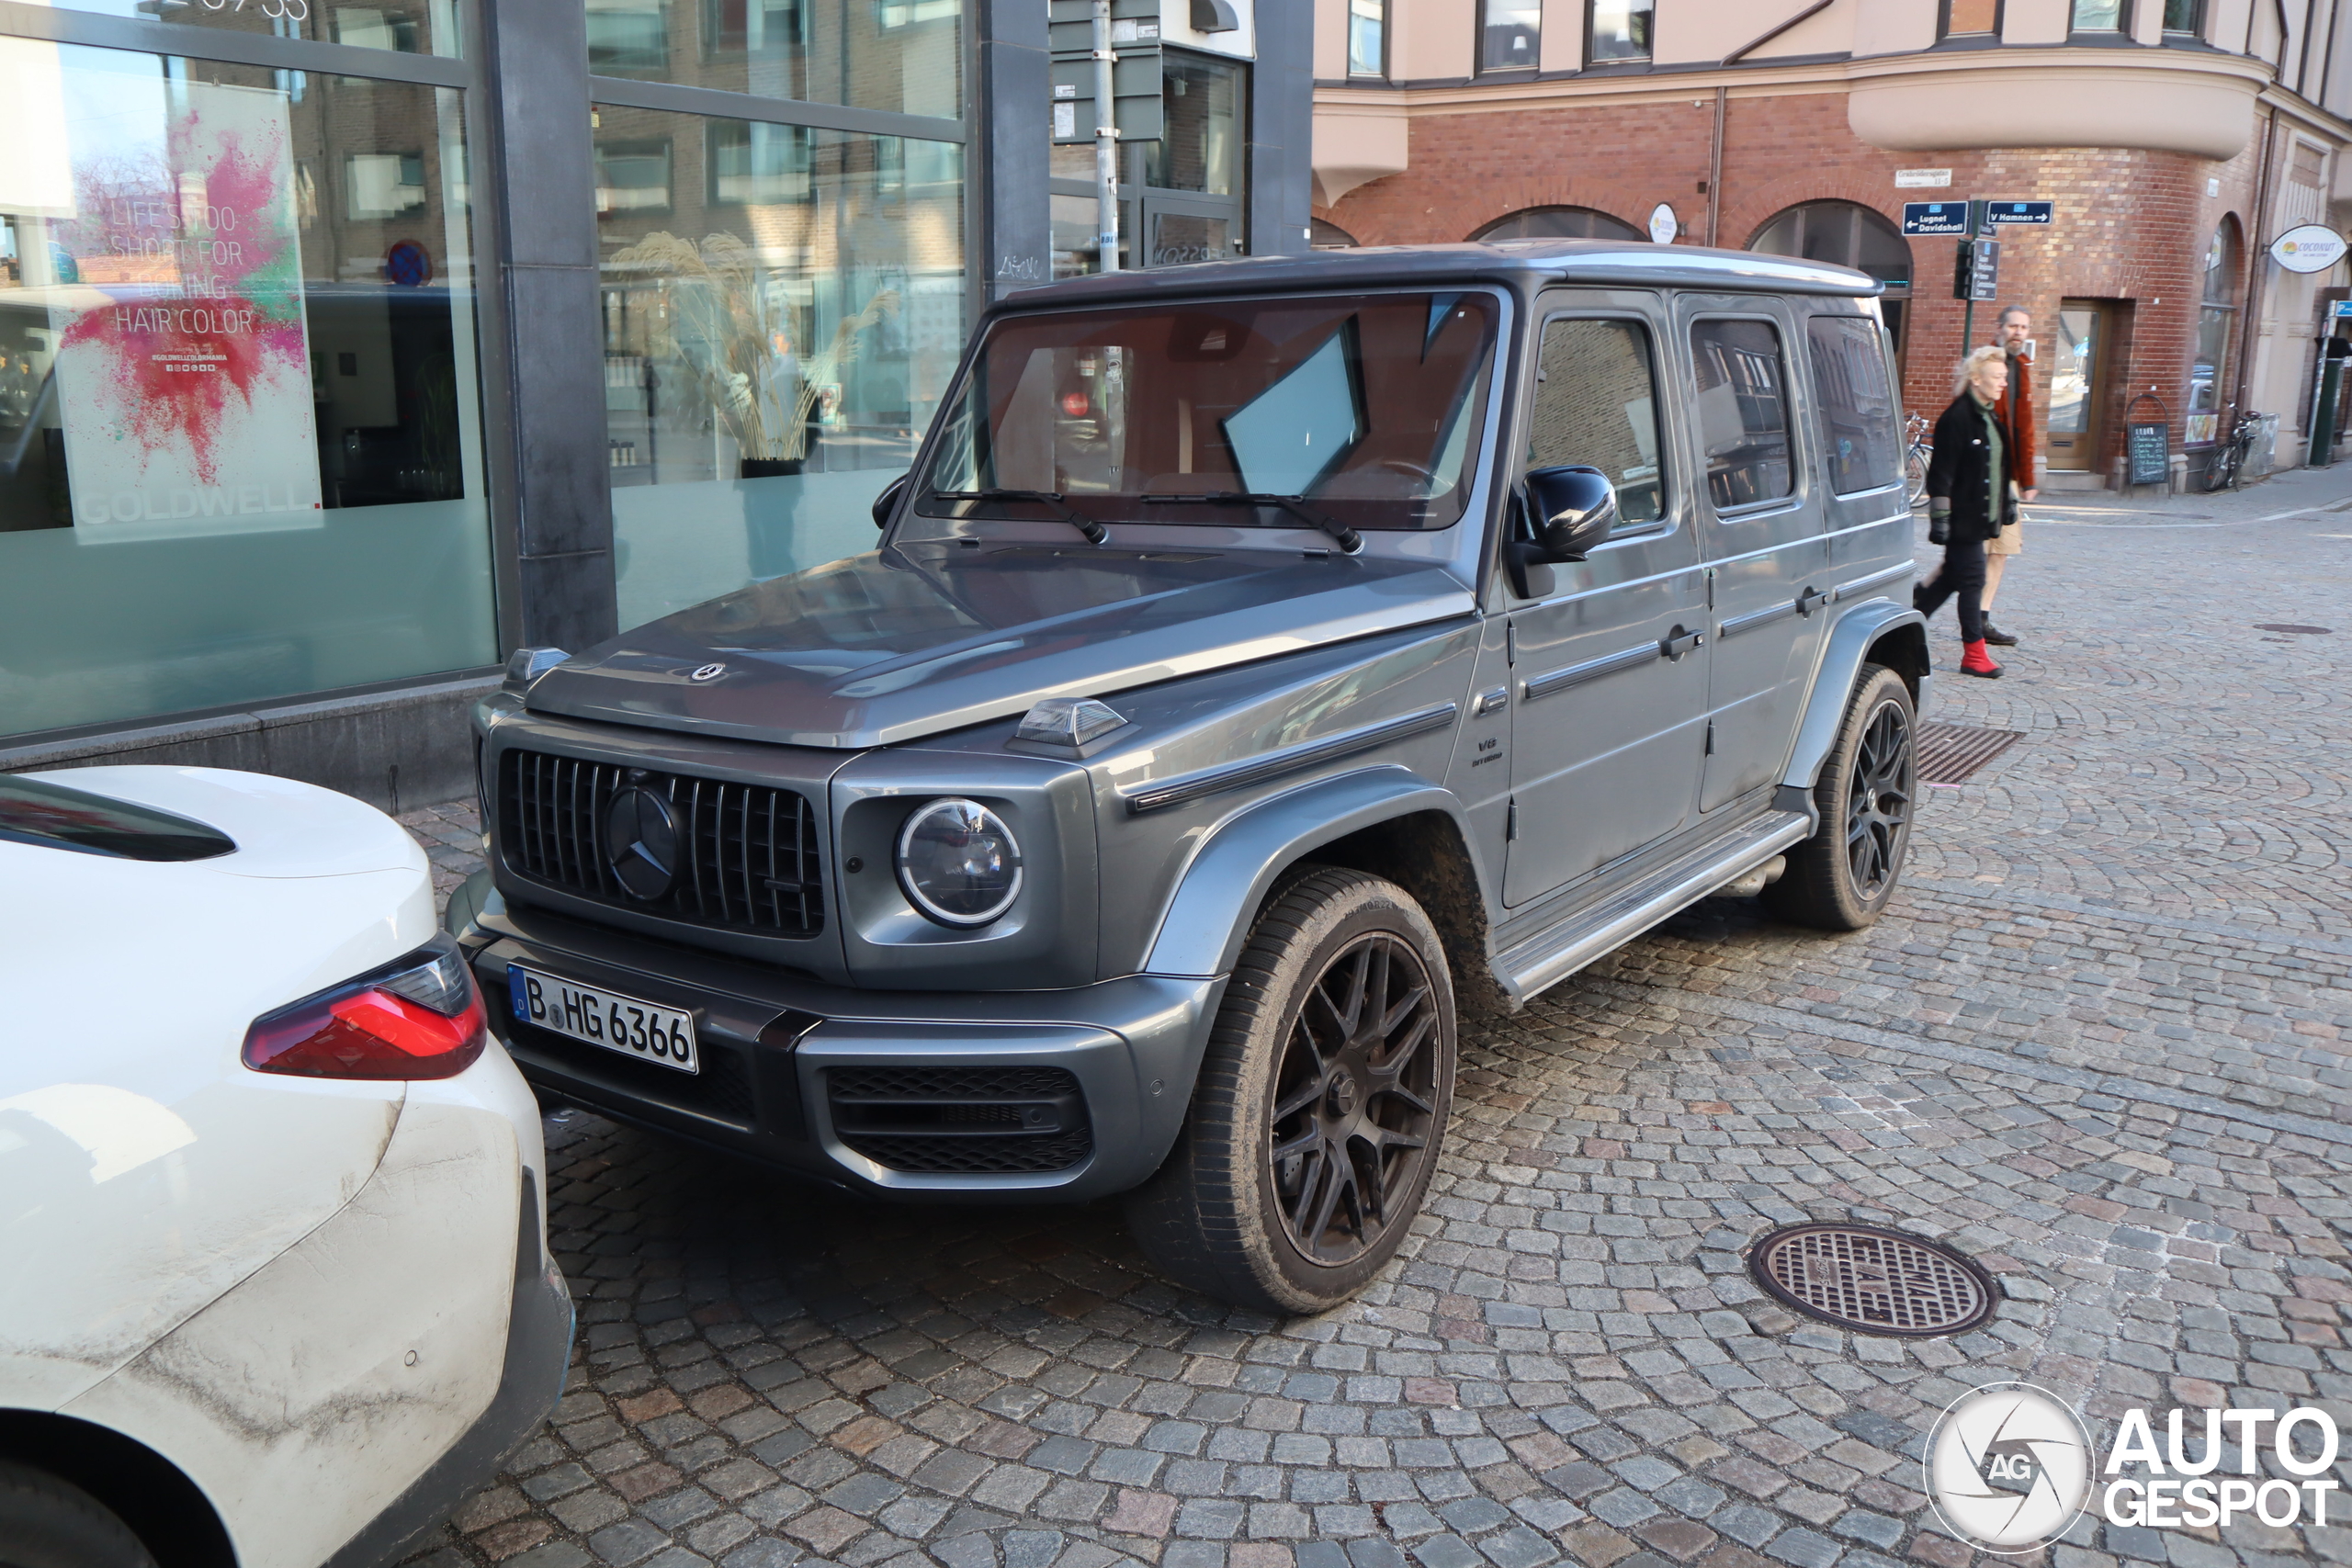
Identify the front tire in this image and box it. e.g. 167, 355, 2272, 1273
1125, 868, 1457, 1314
1765, 663, 1917, 931
0, 1462, 156, 1568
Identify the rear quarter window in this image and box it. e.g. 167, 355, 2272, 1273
0, 776, 236, 862
1806, 315, 1902, 494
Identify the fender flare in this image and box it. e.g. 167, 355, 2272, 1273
1781, 599, 1928, 800
1141, 765, 1469, 979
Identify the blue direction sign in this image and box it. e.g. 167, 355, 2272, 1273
1903, 201, 1970, 236
1985, 200, 2054, 225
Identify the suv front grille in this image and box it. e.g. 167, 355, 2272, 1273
828, 1066, 1092, 1175
499, 749, 824, 937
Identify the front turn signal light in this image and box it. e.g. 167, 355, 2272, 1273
243, 937, 488, 1080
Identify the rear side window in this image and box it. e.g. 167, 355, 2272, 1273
1690, 318, 1792, 509
1526, 317, 1665, 525
0, 776, 235, 862
1807, 316, 1902, 493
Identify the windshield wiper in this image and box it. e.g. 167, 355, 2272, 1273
929, 488, 1107, 546
1137, 491, 1363, 554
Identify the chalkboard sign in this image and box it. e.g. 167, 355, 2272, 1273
2127, 422, 2169, 487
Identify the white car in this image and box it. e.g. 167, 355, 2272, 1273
0, 766, 571, 1568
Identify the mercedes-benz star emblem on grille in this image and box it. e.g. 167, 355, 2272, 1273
690, 662, 727, 682
604, 786, 679, 901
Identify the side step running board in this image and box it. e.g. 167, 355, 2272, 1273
1494, 809, 1815, 1003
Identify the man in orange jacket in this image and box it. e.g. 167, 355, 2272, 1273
1980, 303, 2037, 647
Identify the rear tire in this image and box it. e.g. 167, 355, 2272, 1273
1125, 869, 1457, 1314
0, 1462, 156, 1568
1765, 663, 1917, 931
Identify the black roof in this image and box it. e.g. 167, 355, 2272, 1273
998, 239, 1883, 315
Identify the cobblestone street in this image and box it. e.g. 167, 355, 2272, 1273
399, 468, 2352, 1568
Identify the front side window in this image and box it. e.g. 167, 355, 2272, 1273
0, 41, 494, 740
2072, 0, 2127, 30
1349, 0, 1385, 77
1806, 317, 1901, 494
1690, 319, 1793, 508
1480, 0, 1539, 71
1941, 0, 2000, 35
918, 292, 1499, 536
1589, 0, 1653, 62
1526, 318, 1664, 525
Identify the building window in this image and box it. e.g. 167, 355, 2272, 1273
1479, 0, 1539, 72
1348, 0, 1385, 77
1940, 0, 2000, 36
585, 0, 962, 119
2162, 0, 2205, 34
28, 0, 454, 55
595, 107, 964, 626
1748, 200, 1915, 357
1470, 206, 1643, 242
1311, 219, 1360, 249
2188, 219, 2239, 445
0, 42, 494, 739
1589, 0, 1653, 62
2071, 0, 2127, 31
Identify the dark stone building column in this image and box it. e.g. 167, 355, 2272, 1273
978, 0, 1054, 301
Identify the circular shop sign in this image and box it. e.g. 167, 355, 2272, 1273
2269, 224, 2347, 275
1924, 1382, 2093, 1554
1649, 203, 1679, 245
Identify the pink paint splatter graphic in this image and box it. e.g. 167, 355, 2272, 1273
58, 115, 308, 487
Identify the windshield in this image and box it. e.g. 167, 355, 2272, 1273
913, 291, 1499, 536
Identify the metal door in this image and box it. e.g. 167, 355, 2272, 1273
1503, 294, 1710, 908
1678, 297, 1830, 814
2046, 301, 2109, 470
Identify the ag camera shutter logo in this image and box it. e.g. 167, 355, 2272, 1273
1925, 1382, 2093, 1553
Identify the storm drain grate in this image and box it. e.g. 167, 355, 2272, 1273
1915, 722, 2023, 784
1748, 1224, 1995, 1337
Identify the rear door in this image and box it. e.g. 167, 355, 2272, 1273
1677, 297, 1830, 814
1502, 292, 1709, 907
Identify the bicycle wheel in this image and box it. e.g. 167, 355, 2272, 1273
1905, 446, 1930, 506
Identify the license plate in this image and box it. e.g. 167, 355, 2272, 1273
508, 964, 699, 1075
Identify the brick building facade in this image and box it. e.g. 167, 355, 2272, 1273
1310, 0, 2352, 491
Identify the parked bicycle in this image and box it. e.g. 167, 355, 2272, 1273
2206, 410, 2265, 493
1904, 412, 1932, 506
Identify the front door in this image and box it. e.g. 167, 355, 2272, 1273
1676, 298, 1831, 814
1503, 294, 1710, 908
2045, 301, 2109, 471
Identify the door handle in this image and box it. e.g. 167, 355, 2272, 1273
1661, 627, 1704, 660
1795, 587, 1829, 616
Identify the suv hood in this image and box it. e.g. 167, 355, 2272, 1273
527, 542, 1477, 749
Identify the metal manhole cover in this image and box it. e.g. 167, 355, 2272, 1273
1748, 1224, 1995, 1337
2254, 623, 2331, 635
1916, 722, 2023, 785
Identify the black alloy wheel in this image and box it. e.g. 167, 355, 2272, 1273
1844, 700, 1914, 902
1267, 931, 1442, 1267
1766, 663, 1917, 931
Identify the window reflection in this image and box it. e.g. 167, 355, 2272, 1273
583, 0, 961, 120
595, 110, 962, 627
1481, 0, 1539, 70
1589, 0, 1652, 62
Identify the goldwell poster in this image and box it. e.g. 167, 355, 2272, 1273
49, 76, 322, 540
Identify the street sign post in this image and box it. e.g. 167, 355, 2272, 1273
1984, 200, 2054, 226
1903, 201, 1969, 237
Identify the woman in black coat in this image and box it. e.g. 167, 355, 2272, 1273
1918, 346, 2018, 679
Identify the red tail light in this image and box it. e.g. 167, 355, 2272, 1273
244, 938, 488, 1080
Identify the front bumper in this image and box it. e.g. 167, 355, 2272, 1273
460, 888, 1223, 1201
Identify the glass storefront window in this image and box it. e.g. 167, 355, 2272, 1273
1144, 53, 1242, 197
21, 0, 460, 56
1588, 0, 1651, 62
0, 37, 495, 739
594, 107, 963, 629
583, 0, 961, 122
2188, 220, 2238, 432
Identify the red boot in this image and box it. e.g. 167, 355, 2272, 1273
1960, 638, 2003, 679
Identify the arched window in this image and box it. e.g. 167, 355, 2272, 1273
1750, 200, 1914, 353
2190, 217, 2241, 435
1311, 218, 1360, 250
1469, 206, 1642, 243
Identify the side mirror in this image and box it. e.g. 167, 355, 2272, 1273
872, 472, 911, 529
1526, 464, 1618, 561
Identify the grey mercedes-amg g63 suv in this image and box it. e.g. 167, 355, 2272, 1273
455, 240, 1928, 1314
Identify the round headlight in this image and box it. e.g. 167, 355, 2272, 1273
896, 798, 1023, 928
